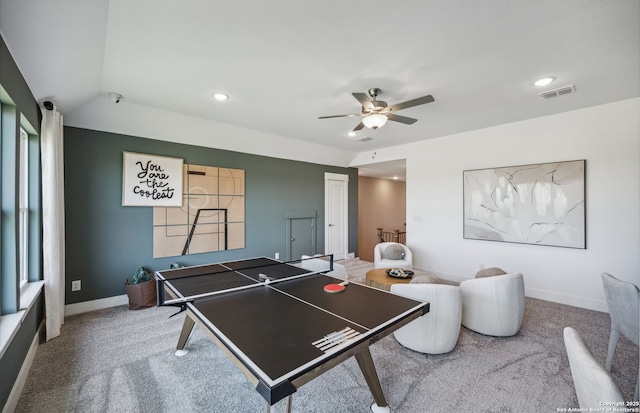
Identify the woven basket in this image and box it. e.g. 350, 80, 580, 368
124, 278, 157, 310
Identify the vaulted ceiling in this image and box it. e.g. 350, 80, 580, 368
1, 0, 639, 160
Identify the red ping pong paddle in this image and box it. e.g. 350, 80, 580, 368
324, 280, 349, 294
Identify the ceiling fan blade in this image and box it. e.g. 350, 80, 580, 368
387, 113, 418, 125
318, 114, 361, 119
352, 93, 374, 110
386, 95, 434, 112
353, 122, 365, 131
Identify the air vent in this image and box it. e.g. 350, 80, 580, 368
539, 85, 576, 99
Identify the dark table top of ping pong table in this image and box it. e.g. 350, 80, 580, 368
155, 257, 428, 408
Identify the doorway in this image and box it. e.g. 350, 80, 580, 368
324, 173, 349, 260
355, 159, 407, 262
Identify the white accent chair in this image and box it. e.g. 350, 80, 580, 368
373, 242, 413, 270
390, 283, 462, 354
460, 272, 525, 336
601, 272, 639, 400
564, 327, 625, 408
299, 255, 347, 280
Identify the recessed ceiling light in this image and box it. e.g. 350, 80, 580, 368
534, 77, 555, 87
212, 93, 229, 101
347, 131, 357, 137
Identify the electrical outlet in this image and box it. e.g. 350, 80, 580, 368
72, 280, 81, 291
479, 264, 485, 270
275, 252, 280, 260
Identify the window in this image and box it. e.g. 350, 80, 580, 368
19, 127, 29, 292
0, 86, 43, 357
0, 85, 42, 313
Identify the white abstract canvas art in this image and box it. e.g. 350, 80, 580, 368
463, 160, 585, 248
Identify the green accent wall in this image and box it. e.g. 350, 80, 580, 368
0, 292, 43, 407
64, 127, 359, 304
0, 36, 39, 130
0, 33, 43, 410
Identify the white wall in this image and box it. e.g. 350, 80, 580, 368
66, 96, 357, 168
351, 98, 640, 312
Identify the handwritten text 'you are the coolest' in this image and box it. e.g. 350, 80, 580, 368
132, 160, 175, 200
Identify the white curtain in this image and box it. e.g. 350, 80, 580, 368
40, 103, 65, 341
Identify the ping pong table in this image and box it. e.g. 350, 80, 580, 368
155, 256, 429, 412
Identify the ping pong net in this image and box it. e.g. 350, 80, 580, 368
155, 255, 338, 311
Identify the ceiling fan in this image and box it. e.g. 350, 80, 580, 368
319, 88, 435, 131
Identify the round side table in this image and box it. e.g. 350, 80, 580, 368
365, 268, 413, 291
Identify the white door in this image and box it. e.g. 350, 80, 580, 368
324, 173, 348, 260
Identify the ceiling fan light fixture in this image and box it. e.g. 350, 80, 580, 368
362, 113, 388, 130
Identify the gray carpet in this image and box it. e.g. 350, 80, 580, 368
15, 259, 638, 412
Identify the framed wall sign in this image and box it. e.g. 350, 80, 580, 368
463, 159, 586, 249
122, 152, 183, 207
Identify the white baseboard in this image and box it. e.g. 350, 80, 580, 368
64, 294, 129, 316
2, 325, 40, 413
524, 288, 608, 313
417, 267, 608, 313
63, 272, 610, 315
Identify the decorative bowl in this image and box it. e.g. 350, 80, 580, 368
386, 268, 414, 279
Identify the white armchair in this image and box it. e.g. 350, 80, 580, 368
374, 242, 413, 270
460, 272, 525, 337
391, 283, 462, 354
